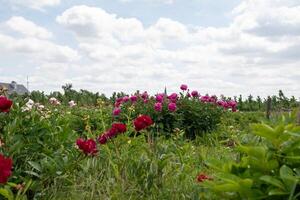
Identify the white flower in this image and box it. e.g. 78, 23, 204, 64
68, 100, 76, 107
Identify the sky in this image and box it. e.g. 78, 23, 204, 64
0, 0, 300, 98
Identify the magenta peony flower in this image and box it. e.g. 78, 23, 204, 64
200, 95, 210, 102
155, 94, 164, 103
141, 91, 149, 99
122, 96, 130, 103
113, 107, 121, 116
168, 102, 177, 112
130, 95, 138, 103
191, 91, 199, 97
180, 84, 188, 91
154, 102, 162, 112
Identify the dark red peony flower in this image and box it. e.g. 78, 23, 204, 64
134, 115, 153, 131
106, 127, 119, 138
0, 96, 13, 113
0, 154, 13, 184
76, 138, 98, 156
197, 173, 212, 183
97, 134, 108, 144
112, 123, 127, 134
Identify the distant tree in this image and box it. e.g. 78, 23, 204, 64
257, 96, 262, 110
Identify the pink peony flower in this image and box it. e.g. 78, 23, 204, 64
180, 84, 188, 91
168, 102, 177, 112
155, 94, 164, 103
130, 95, 138, 103
141, 91, 149, 99
122, 96, 130, 103
191, 91, 199, 98
154, 102, 162, 112
113, 107, 121, 116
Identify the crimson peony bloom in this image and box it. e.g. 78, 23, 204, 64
113, 107, 121, 116
76, 138, 98, 156
197, 173, 212, 182
112, 123, 127, 134
0, 96, 13, 113
168, 102, 177, 112
134, 115, 153, 131
98, 134, 108, 144
180, 84, 188, 91
0, 154, 13, 184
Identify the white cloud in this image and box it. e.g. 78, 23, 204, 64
6, 16, 53, 39
2, 0, 300, 97
7, 0, 61, 10
119, 0, 174, 4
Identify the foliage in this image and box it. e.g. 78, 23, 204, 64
203, 111, 300, 199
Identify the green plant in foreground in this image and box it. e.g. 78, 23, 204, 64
203, 115, 300, 199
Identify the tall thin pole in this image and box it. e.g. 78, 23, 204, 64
27, 76, 29, 91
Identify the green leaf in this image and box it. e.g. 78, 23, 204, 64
238, 146, 266, 160
268, 189, 289, 196
28, 161, 41, 172
260, 175, 285, 190
213, 183, 240, 192
280, 165, 297, 192
252, 123, 277, 139
0, 188, 13, 200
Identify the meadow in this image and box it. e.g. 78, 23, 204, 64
0, 84, 299, 200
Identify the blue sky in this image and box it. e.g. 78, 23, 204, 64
0, 0, 300, 97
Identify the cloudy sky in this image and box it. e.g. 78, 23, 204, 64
0, 0, 299, 97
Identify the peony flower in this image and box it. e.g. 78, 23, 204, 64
116, 97, 123, 103
154, 102, 162, 112
97, 123, 127, 144
180, 84, 188, 91
68, 100, 77, 107
111, 123, 127, 134
187, 92, 191, 98
49, 97, 61, 106
191, 90, 199, 98
168, 102, 177, 112
0, 96, 13, 113
113, 107, 121, 116
0, 154, 13, 184
106, 127, 119, 139
197, 173, 212, 183
97, 134, 108, 144
200, 95, 210, 102
141, 91, 149, 100
122, 96, 130, 103
168, 93, 178, 101
130, 95, 138, 103
76, 138, 98, 156
155, 94, 164, 103
134, 115, 153, 131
